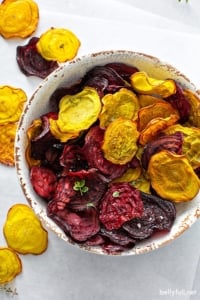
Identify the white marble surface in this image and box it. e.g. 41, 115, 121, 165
0, 1, 200, 299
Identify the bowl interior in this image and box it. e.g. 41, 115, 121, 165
15, 50, 200, 255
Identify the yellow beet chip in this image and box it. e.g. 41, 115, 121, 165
130, 71, 176, 98
0, 247, 22, 284
25, 118, 42, 167
0, 85, 27, 125
183, 89, 200, 128
0, 122, 17, 166
148, 150, 200, 202
99, 88, 139, 128
102, 118, 139, 165
113, 167, 141, 183
36, 27, 81, 62
4, 204, 48, 255
0, 0, 39, 39
138, 94, 166, 107
163, 124, 200, 169
50, 87, 101, 142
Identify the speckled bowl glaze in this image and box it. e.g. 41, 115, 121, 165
15, 50, 200, 256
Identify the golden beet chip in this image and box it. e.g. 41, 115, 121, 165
148, 150, 200, 202
113, 167, 141, 183
183, 89, 200, 127
25, 118, 42, 167
130, 71, 176, 98
0, 247, 22, 284
163, 124, 200, 169
131, 172, 151, 194
137, 101, 179, 132
99, 88, 139, 128
138, 94, 166, 107
0, 85, 27, 125
4, 204, 48, 255
139, 114, 179, 146
36, 27, 81, 62
50, 87, 101, 142
102, 118, 139, 165
0, 0, 39, 39
0, 122, 17, 166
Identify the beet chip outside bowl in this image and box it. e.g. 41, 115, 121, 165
15, 50, 200, 256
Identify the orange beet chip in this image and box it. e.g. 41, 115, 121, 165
139, 114, 179, 145
0, 0, 39, 39
36, 27, 81, 62
0, 85, 27, 125
4, 204, 48, 255
25, 118, 42, 167
148, 150, 200, 202
0, 122, 17, 166
0, 247, 22, 284
137, 101, 180, 132
183, 89, 200, 128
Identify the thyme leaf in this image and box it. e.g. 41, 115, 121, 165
73, 179, 89, 195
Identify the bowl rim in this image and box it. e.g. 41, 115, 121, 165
15, 49, 200, 256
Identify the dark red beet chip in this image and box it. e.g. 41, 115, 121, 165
123, 192, 176, 240
105, 62, 139, 82
16, 37, 59, 79
47, 206, 100, 242
100, 227, 136, 246
141, 132, 183, 169
83, 126, 128, 180
30, 166, 57, 200
81, 65, 127, 97
30, 114, 63, 172
99, 182, 143, 230
53, 168, 108, 211
83, 234, 106, 246
165, 83, 191, 123
49, 83, 82, 111
195, 167, 200, 178
102, 243, 133, 255
60, 144, 88, 172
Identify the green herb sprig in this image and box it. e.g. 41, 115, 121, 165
73, 179, 89, 195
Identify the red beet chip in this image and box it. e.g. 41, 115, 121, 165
165, 83, 191, 123
141, 132, 183, 169
123, 192, 176, 240
60, 144, 88, 172
99, 183, 143, 230
30, 166, 57, 200
47, 206, 100, 242
83, 126, 128, 180
81, 65, 126, 97
100, 227, 136, 246
16, 37, 59, 79
105, 62, 139, 82
53, 168, 108, 211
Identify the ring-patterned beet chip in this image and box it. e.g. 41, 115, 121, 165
99, 182, 143, 230
16, 37, 59, 78
47, 206, 100, 242
141, 132, 183, 169
123, 192, 176, 240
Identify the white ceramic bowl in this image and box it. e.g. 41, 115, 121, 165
15, 50, 200, 256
